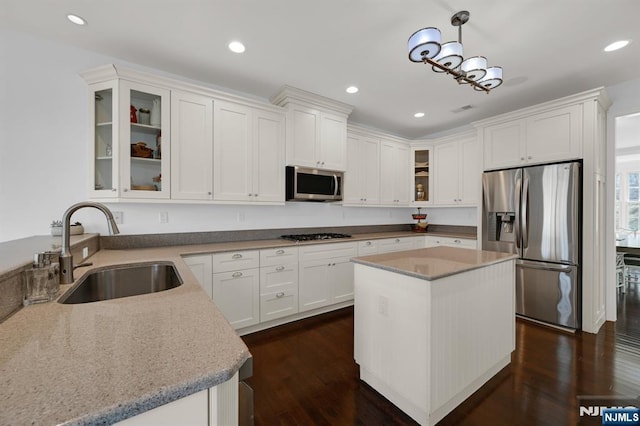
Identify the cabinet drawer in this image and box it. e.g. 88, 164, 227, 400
260, 264, 298, 293
260, 286, 299, 322
357, 240, 379, 256
260, 247, 299, 267
425, 236, 477, 249
377, 237, 417, 254
299, 242, 357, 262
212, 250, 259, 272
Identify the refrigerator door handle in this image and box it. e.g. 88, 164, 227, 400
522, 173, 530, 249
519, 262, 574, 273
515, 173, 522, 249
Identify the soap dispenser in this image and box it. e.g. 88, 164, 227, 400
23, 252, 60, 306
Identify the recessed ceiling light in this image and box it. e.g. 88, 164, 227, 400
604, 40, 630, 52
346, 86, 359, 94
228, 41, 246, 53
414, 112, 425, 118
67, 14, 86, 25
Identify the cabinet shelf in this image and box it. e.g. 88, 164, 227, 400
415, 171, 429, 177
131, 156, 161, 163
96, 156, 113, 161
96, 122, 113, 127
131, 122, 161, 135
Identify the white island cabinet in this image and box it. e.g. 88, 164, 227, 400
352, 247, 516, 426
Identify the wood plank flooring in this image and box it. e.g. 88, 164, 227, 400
242, 284, 640, 425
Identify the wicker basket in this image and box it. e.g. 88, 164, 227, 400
131, 142, 154, 158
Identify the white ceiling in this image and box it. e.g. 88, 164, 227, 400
3, 0, 640, 139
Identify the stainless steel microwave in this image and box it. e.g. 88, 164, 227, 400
285, 166, 343, 201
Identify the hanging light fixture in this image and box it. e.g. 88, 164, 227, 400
407, 10, 503, 92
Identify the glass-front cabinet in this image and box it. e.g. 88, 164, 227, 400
88, 76, 170, 199
411, 146, 432, 205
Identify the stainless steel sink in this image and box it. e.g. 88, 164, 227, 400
58, 262, 182, 304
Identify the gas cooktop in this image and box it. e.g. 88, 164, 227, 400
280, 233, 352, 242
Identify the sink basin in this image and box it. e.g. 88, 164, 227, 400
58, 262, 182, 304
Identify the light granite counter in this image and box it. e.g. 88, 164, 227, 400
351, 246, 517, 281
0, 246, 250, 425
0, 228, 477, 425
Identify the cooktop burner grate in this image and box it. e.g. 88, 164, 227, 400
280, 233, 352, 242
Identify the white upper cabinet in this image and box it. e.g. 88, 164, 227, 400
481, 104, 582, 170
344, 132, 380, 205
84, 67, 170, 200
213, 100, 285, 203
171, 90, 213, 200
410, 146, 432, 206
432, 134, 480, 206
380, 140, 410, 206
271, 86, 353, 171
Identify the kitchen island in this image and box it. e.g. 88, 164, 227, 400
352, 247, 517, 426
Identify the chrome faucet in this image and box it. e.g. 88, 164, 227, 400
59, 201, 120, 284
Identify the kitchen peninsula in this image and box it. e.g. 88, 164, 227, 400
352, 246, 516, 426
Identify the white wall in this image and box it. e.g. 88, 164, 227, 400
0, 30, 474, 242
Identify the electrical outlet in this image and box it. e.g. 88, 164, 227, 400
378, 295, 389, 316
159, 212, 169, 223
237, 212, 245, 222
82, 247, 89, 259
113, 211, 123, 224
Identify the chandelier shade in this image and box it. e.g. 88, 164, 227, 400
408, 27, 442, 62
460, 56, 487, 81
478, 66, 503, 89
407, 11, 502, 93
432, 41, 463, 72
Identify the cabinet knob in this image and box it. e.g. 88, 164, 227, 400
520, 157, 525, 161
112, 188, 117, 192
232, 272, 243, 278
528, 156, 532, 160
232, 253, 243, 259
124, 188, 129, 192
454, 239, 461, 243
395, 239, 400, 243
276, 292, 285, 298
321, 161, 325, 166
276, 249, 285, 255
276, 266, 285, 271
208, 192, 212, 195
365, 241, 372, 246
248, 193, 252, 197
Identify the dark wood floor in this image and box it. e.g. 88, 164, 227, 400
242, 283, 640, 425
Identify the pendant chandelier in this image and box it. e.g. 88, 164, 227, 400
408, 10, 503, 93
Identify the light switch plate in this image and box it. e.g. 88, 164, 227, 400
113, 211, 123, 224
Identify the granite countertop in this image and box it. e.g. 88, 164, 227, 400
352, 246, 517, 281
0, 227, 477, 425
0, 246, 249, 426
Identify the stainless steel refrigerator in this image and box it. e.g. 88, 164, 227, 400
482, 161, 581, 329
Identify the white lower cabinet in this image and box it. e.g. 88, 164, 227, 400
211, 250, 261, 329
116, 372, 238, 426
298, 242, 357, 312
182, 254, 213, 299
259, 246, 299, 322
424, 236, 477, 249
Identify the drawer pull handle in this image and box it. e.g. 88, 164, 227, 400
276, 266, 285, 271
365, 241, 372, 246
454, 240, 461, 243
276, 292, 285, 298
232, 254, 243, 259
395, 239, 400, 243
276, 249, 285, 255
232, 272, 243, 278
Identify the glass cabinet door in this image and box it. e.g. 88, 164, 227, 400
120, 81, 170, 199
90, 81, 118, 197
411, 147, 431, 205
